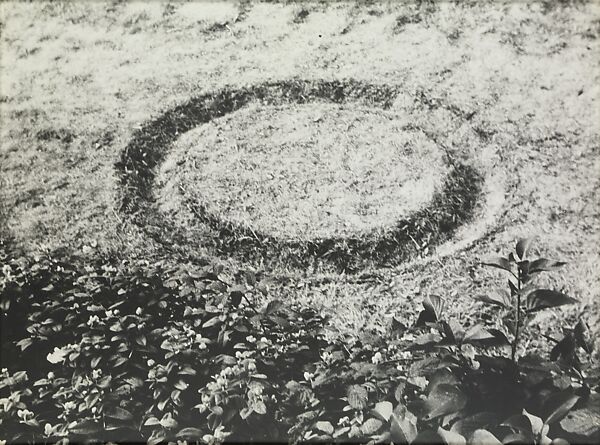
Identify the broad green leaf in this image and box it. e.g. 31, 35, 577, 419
394, 382, 405, 402
390, 413, 417, 444
143, 417, 160, 426
463, 325, 495, 344
470, 429, 502, 445
522, 409, 545, 437
361, 418, 383, 435
106, 406, 133, 421
426, 368, 459, 393
482, 256, 512, 273
176, 427, 203, 439
474, 290, 510, 308
16, 338, 33, 351
526, 289, 577, 312
413, 430, 444, 443
528, 259, 566, 274
315, 420, 334, 435
559, 394, 600, 437
544, 390, 580, 425
372, 401, 393, 422
423, 295, 445, 321
437, 426, 466, 445
450, 412, 497, 438
424, 384, 467, 420
69, 420, 101, 435
264, 299, 284, 315
516, 238, 533, 260
160, 414, 178, 429
202, 316, 221, 328
347, 385, 368, 410
254, 400, 267, 414
574, 319, 592, 354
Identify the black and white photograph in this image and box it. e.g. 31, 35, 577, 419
0, 1, 599, 443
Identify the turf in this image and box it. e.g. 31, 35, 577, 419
158, 102, 447, 240
1, 0, 598, 340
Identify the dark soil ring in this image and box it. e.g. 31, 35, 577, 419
116, 79, 483, 273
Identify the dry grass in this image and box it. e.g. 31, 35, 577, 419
1, 0, 599, 339
158, 102, 447, 240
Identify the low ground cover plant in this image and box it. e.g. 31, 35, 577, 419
0, 239, 597, 444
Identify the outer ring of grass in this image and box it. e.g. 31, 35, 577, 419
116, 79, 483, 272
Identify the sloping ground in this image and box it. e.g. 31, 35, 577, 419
1, 1, 599, 338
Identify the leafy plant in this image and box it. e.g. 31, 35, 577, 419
0, 239, 597, 444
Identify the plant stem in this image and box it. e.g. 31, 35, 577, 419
511, 269, 522, 363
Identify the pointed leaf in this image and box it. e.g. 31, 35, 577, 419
106, 406, 133, 421
423, 295, 445, 321
528, 259, 566, 274
427, 368, 459, 393
474, 290, 510, 308
143, 417, 160, 426
176, 428, 203, 439
574, 319, 593, 354
559, 393, 600, 437
361, 418, 383, 435
482, 257, 512, 273
451, 412, 497, 438
424, 384, 467, 420
522, 409, 544, 436
544, 390, 580, 425
463, 325, 495, 344
347, 385, 368, 410
315, 420, 334, 435
516, 238, 533, 260
390, 413, 417, 444
414, 430, 444, 443
264, 299, 284, 315
69, 420, 102, 435
526, 290, 577, 312
372, 401, 394, 422
438, 426, 466, 445
470, 429, 502, 445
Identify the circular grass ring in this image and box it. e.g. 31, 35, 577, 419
116, 79, 483, 272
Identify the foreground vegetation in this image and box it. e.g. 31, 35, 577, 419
1, 239, 597, 444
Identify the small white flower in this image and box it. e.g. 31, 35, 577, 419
47, 347, 68, 364
372, 352, 383, 364
147, 359, 155, 367
47, 372, 55, 380
136, 307, 142, 316
246, 335, 256, 343
92, 369, 102, 379
63, 401, 76, 412
44, 423, 53, 436
399, 350, 412, 360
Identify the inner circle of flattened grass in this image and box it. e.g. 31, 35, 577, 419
157, 103, 449, 241
116, 79, 483, 272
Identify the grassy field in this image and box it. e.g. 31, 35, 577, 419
1, 0, 599, 341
